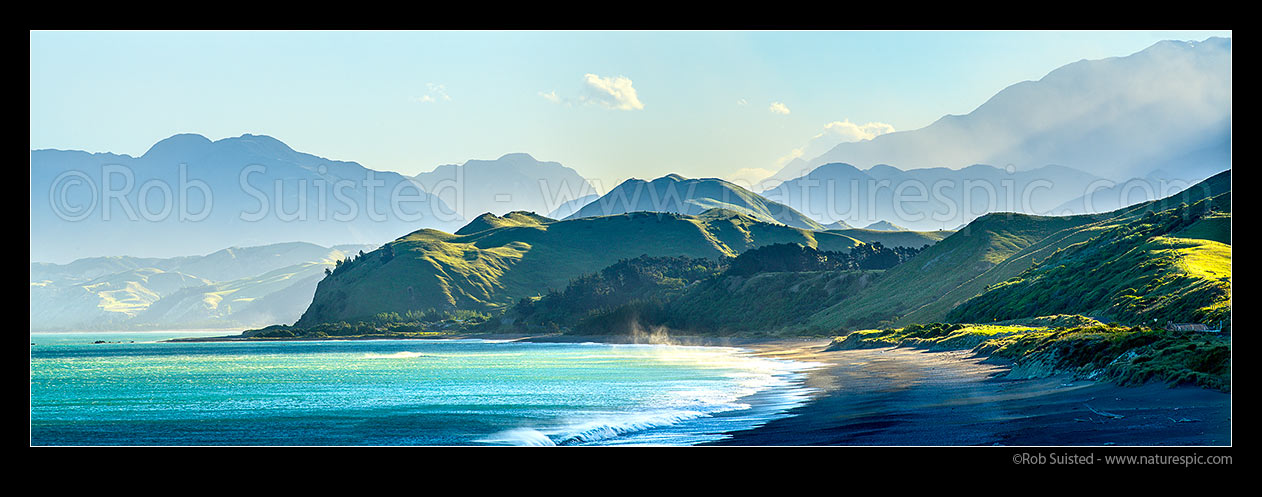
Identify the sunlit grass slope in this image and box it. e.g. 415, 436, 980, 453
803, 170, 1230, 332
454, 211, 554, 235
947, 194, 1231, 326
802, 212, 1097, 331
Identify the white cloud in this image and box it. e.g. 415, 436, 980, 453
725, 167, 777, 187
763, 119, 897, 185
413, 83, 451, 104
782, 120, 895, 166
736, 98, 748, 106
538, 90, 562, 104
769, 101, 791, 115
772, 148, 806, 169
817, 119, 895, 144
581, 73, 644, 111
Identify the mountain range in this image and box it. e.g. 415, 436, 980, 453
768, 37, 1231, 186
30, 134, 461, 263
30, 242, 373, 331
760, 163, 1108, 232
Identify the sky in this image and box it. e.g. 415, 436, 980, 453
30, 30, 1230, 193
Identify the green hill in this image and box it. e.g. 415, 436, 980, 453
804, 170, 1231, 332
454, 211, 555, 235
946, 192, 1231, 326
295, 209, 862, 326
801, 212, 1099, 331
564, 174, 826, 230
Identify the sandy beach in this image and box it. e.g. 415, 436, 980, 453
709, 339, 1231, 446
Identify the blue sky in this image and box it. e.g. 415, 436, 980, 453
30, 30, 1230, 191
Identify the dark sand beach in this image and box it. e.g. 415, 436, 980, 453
711, 340, 1231, 446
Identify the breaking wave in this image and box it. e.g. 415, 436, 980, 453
362, 351, 426, 359
483, 349, 820, 446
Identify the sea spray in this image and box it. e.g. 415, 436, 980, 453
481, 428, 558, 446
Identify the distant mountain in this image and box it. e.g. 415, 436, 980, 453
29, 242, 374, 331
547, 194, 600, 220
1049, 166, 1226, 214
864, 221, 906, 231
413, 153, 596, 221
565, 174, 825, 231
821, 220, 854, 230
761, 163, 1105, 232
31, 133, 460, 263
295, 209, 862, 326
772, 37, 1231, 184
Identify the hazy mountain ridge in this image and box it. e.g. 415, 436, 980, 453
413, 153, 597, 221
29, 241, 373, 331
773, 37, 1230, 184
31, 133, 460, 263
761, 162, 1107, 232
566, 174, 825, 231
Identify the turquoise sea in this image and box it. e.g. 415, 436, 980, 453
30, 332, 818, 446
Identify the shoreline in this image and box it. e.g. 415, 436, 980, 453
712, 341, 1231, 446
153, 330, 1231, 446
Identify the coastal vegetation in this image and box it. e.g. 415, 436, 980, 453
946, 193, 1231, 327
828, 320, 1231, 392
247, 308, 489, 339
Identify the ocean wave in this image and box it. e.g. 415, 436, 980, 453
553, 410, 711, 445
474, 345, 823, 446
480, 428, 557, 446
362, 351, 426, 359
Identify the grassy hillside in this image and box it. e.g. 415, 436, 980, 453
947, 195, 1231, 327
801, 170, 1231, 332
454, 211, 554, 235
801, 212, 1098, 331
664, 270, 880, 336
295, 209, 862, 326
510, 255, 727, 333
